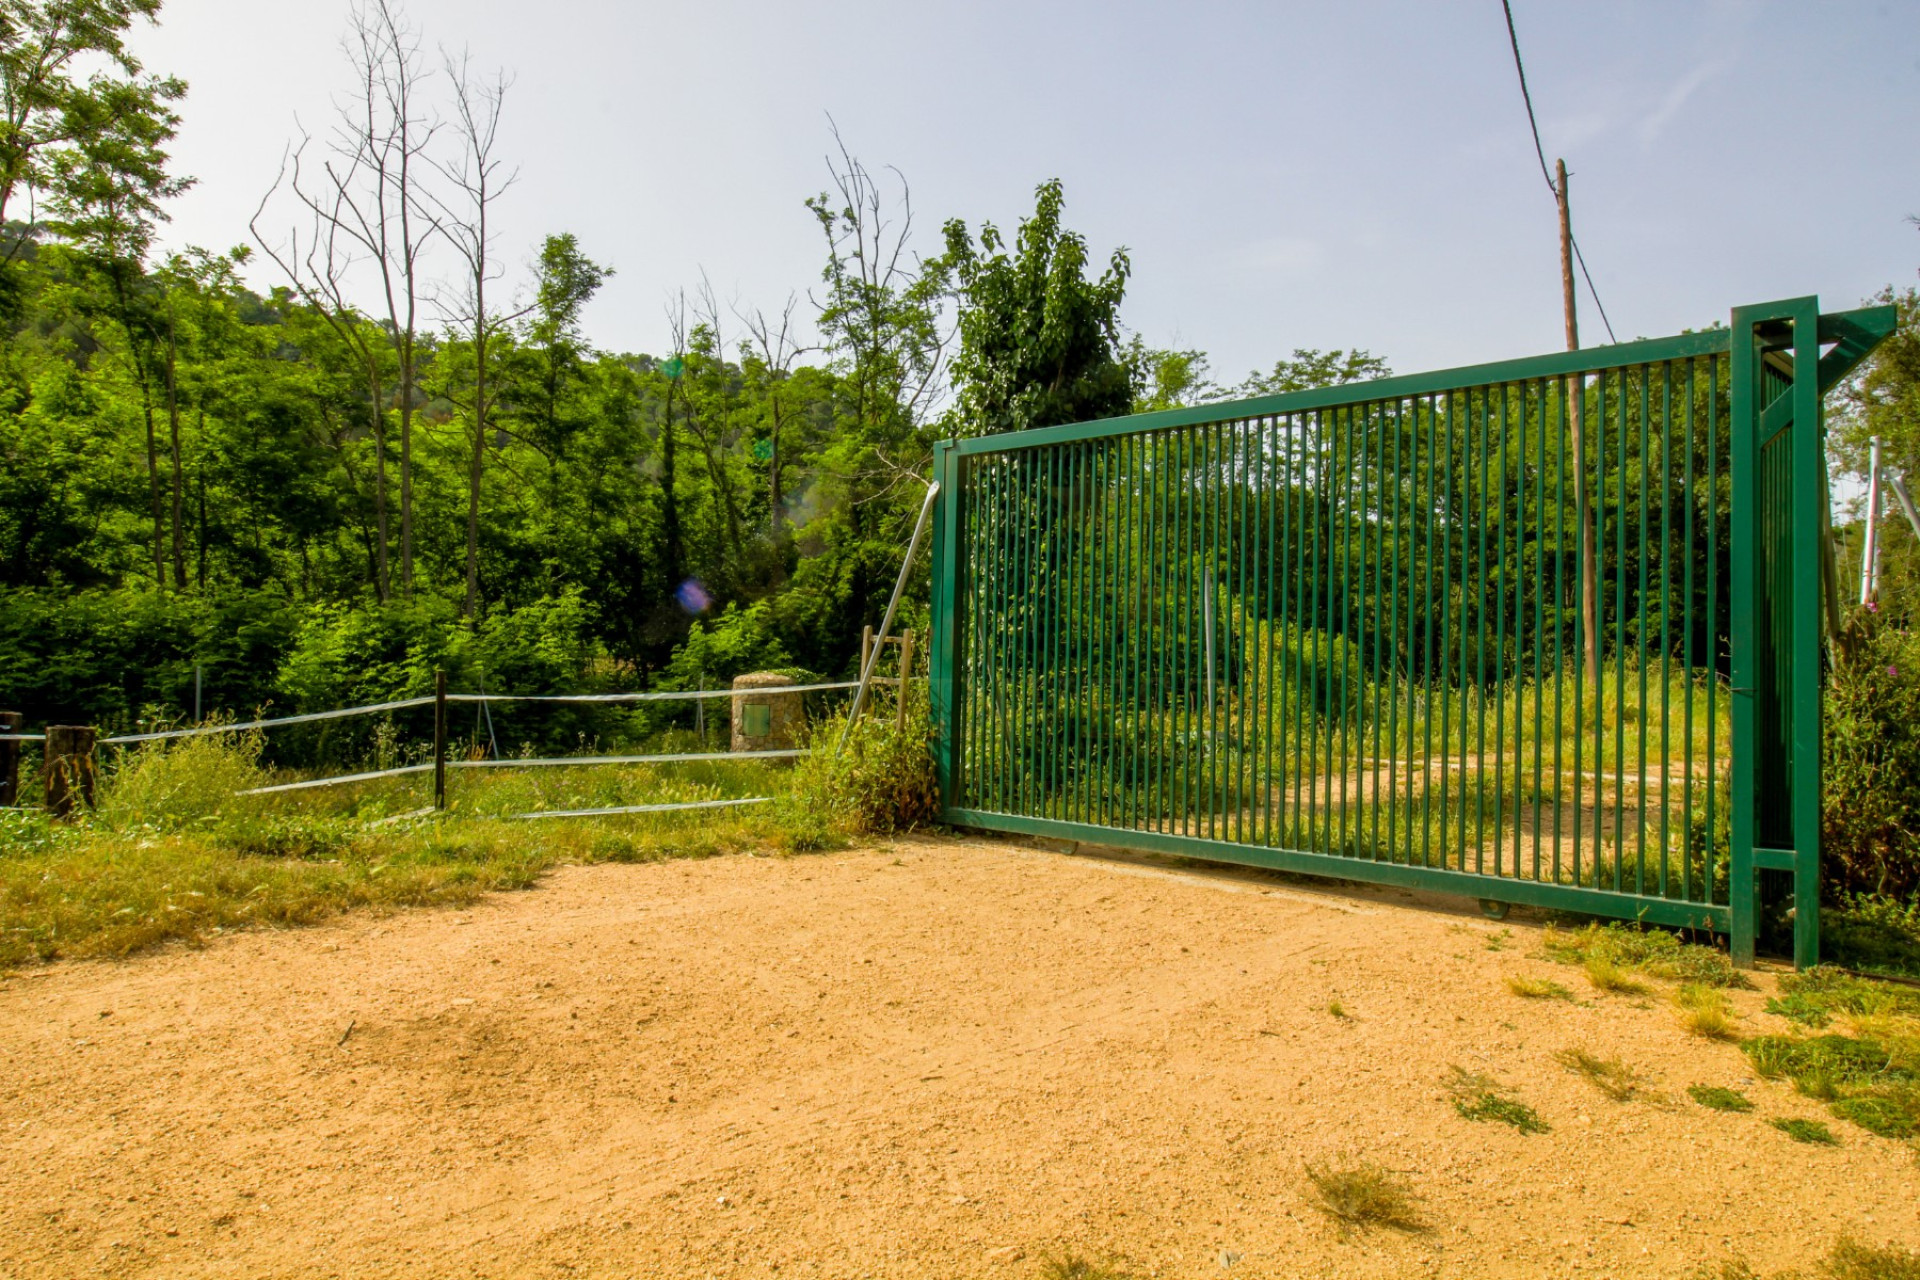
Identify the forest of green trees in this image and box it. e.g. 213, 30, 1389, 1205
0, 0, 1393, 733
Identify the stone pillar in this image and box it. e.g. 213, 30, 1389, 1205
731, 672, 804, 755
44, 724, 97, 820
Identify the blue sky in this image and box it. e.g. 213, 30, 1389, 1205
138, 0, 1918, 382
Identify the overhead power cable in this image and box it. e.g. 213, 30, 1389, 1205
1499, 0, 1618, 344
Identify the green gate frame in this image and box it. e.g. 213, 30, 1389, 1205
930, 299, 1894, 967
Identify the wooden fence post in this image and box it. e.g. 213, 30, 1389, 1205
0, 711, 21, 808
433, 669, 447, 811
896, 630, 915, 729
44, 725, 96, 820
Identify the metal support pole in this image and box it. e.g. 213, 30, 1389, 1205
433, 669, 447, 811
194, 664, 203, 724
1861, 435, 1883, 605
840, 481, 941, 752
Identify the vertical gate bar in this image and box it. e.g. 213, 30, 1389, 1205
1474, 386, 1490, 875
1209, 420, 1221, 841
1614, 368, 1628, 892
1339, 401, 1357, 856
1533, 379, 1548, 882
1026, 448, 1045, 819
1303, 412, 1320, 850
1122, 433, 1137, 830
1682, 359, 1697, 902
1060, 441, 1075, 822
1004, 455, 1023, 813
1169, 428, 1182, 836
1387, 400, 1404, 861
1370, 400, 1387, 860
1072, 442, 1089, 825
1708, 354, 1722, 913
1259, 418, 1275, 845
1268, 416, 1285, 847
1637, 364, 1652, 896
1162, 427, 1177, 835
1553, 376, 1570, 887
1099, 438, 1113, 828
1176, 426, 1190, 838
1057, 443, 1074, 823
1024, 447, 1042, 819
1438, 391, 1455, 871
1591, 368, 1606, 887
1659, 362, 1674, 897
1289, 415, 1307, 846
1496, 382, 1511, 879
1457, 389, 1473, 871
1420, 395, 1438, 868
1080, 440, 1096, 826
1244, 420, 1259, 852
1187, 424, 1201, 839
1320, 408, 1337, 853
967, 451, 980, 808
1357, 402, 1373, 857
1566, 376, 1582, 886
982, 457, 999, 811
1730, 319, 1756, 961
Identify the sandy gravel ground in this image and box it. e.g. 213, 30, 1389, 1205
1, 836, 1916, 1280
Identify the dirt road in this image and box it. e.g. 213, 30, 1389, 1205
1, 836, 1914, 1279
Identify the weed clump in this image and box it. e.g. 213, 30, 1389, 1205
1693, 1233, 1920, 1280
1744, 1031, 1920, 1140
1506, 975, 1573, 1001
1687, 1085, 1754, 1113
787, 700, 938, 838
1675, 984, 1741, 1041
1557, 1047, 1651, 1102
1304, 1157, 1425, 1234
1770, 1117, 1839, 1145
1543, 921, 1747, 989
1585, 955, 1650, 995
1444, 1066, 1550, 1134
1039, 1256, 1137, 1280
1765, 967, 1920, 1028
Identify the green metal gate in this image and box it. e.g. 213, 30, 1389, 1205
929, 297, 1894, 968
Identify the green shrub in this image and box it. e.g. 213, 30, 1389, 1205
1824, 608, 1920, 901
789, 696, 939, 837
95, 726, 272, 828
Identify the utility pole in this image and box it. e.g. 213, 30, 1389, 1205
1558, 158, 1600, 685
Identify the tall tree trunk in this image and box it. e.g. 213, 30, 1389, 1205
367, 364, 392, 603
661, 378, 683, 589
464, 298, 487, 618
195, 414, 207, 591
140, 376, 164, 589
165, 308, 186, 589
399, 334, 414, 597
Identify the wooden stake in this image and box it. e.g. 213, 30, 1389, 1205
1559, 158, 1600, 685
44, 725, 96, 820
896, 629, 916, 729
433, 669, 447, 811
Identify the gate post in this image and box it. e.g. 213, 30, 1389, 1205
929, 440, 961, 812
1729, 297, 1824, 970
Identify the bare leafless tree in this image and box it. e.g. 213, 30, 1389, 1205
737, 294, 812, 542
430, 50, 517, 618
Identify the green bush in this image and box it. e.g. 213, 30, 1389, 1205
789, 694, 939, 837
1823, 607, 1920, 900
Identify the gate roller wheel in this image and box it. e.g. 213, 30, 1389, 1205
1479, 899, 1511, 921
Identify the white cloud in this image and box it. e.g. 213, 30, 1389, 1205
1640, 59, 1728, 145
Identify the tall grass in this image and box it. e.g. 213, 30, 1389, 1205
0, 693, 943, 968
